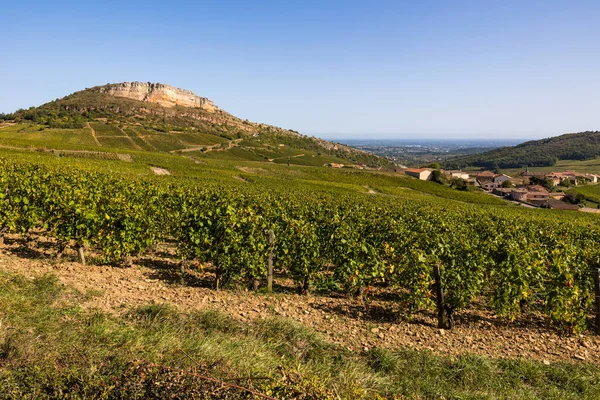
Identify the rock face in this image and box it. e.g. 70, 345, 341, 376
93, 82, 219, 112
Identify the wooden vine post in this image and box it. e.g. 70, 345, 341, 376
433, 264, 451, 329
593, 267, 600, 335
78, 245, 86, 265
265, 229, 275, 292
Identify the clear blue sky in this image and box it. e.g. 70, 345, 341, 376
1, 0, 599, 139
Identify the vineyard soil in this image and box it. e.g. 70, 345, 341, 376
1, 236, 598, 365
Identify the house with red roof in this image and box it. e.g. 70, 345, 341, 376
404, 168, 432, 180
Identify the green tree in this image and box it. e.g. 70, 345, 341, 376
430, 169, 445, 184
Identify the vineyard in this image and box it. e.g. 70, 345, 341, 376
1, 158, 599, 334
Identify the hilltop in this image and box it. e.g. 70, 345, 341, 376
442, 131, 600, 169
0, 82, 391, 168
91, 81, 219, 111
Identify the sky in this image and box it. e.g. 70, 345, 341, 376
1, 0, 599, 140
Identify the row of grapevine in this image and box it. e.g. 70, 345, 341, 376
0, 158, 598, 333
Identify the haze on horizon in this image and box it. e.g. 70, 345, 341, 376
1, 0, 599, 141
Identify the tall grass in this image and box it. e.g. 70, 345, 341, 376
0, 273, 599, 399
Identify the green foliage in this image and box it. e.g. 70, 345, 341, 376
530, 175, 555, 191
430, 169, 445, 184
449, 177, 469, 190
0, 157, 599, 331
444, 131, 600, 169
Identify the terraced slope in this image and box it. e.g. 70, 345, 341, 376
1, 82, 392, 168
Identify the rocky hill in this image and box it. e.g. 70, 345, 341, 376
91, 82, 219, 111
442, 131, 600, 169
0, 82, 392, 168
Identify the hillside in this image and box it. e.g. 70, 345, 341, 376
1, 85, 600, 399
442, 131, 600, 169
0, 82, 391, 168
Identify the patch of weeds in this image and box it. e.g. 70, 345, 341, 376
126, 303, 178, 326
255, 317, 329, 362
189, 308, 241, 334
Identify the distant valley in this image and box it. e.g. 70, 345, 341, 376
340, 138, 521, 167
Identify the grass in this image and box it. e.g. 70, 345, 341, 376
89, 122, 125, 137
122, 128, 156, 151
97, 136, 139, 150
173, 132, 228, 146
144, 134, 187, 152
0, 272, 598, 399
0, 124, 98, 149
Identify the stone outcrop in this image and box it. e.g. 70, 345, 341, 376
93, 82, 219, 112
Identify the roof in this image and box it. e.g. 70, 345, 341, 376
546, 199, 580, 211
405, 168, 426, 173
527, 185, 548, 193
519, 171, 545, 177
476, 171, 496, 176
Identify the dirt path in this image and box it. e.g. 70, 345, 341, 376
171, 138, 243, 154
151, 166, 170, 175
171, 145, 215, 154
271, 153, 305, 162
86, 122, 102, 147
0, 243, 597, 365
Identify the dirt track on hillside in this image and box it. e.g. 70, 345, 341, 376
0, 237, 598, 365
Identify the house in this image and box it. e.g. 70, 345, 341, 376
527, 185, 547, 192
586, 174, 599, 183
517, 171, 545, 185
445, 170, 470, 180
545, 199, 580, 211
510, 189, 528, 202
545, 172, 564, 187
549, 192, 566, 201
526, 186, 550, 205
509, 178, 524, 186
482, 181, 498, 191
563, 171, 579, 185
493, 187, 513, 197
493, 174, 512, 185
475, 171, 496, 183
510, 185, 549, 205
465, 178, 480, 187
404, 168, 432, 181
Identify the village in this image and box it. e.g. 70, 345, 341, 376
403, 167, 600, 212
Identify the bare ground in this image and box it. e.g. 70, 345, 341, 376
0, 236, 598, 365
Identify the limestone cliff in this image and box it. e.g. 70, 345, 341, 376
92, 82, 219, 112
